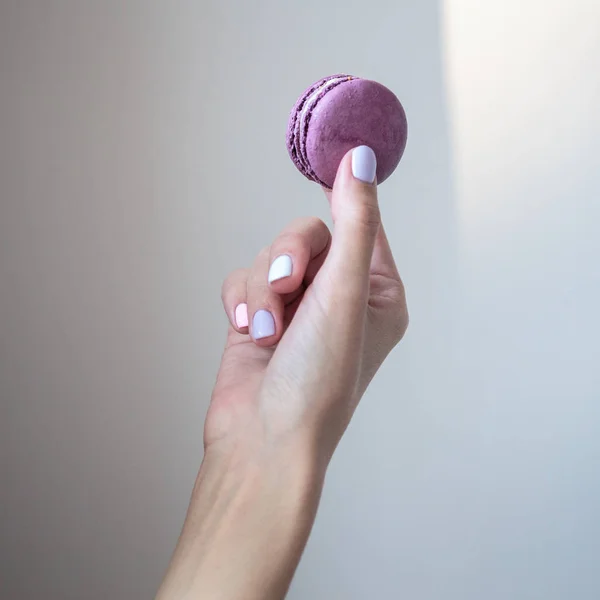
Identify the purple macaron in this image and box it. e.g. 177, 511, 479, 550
286, 74, 408, 189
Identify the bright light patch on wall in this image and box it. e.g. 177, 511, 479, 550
441, 0, 600, 243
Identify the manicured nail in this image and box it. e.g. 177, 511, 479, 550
352, 145, 377, 184
253, 309, 275, 339
234, 303, 248, 328
268, 255, 293, 283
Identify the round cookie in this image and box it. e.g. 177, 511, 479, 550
286, 75, 408, 189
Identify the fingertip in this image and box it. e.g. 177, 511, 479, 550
234, 302, 249, 331
267, 218, 331, 294
331, 145, 378, 191
351, 145, 377, 185
221, 269, 250, 333
250, 308, 278, 346
268, 254, 293, 285
330, 146, 380, 233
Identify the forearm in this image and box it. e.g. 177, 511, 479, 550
156, 440, 325, 600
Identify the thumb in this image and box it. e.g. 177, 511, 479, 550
320, 146, 380, 302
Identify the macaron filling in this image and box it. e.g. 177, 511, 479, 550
287, 76, 341, 176
288, 74, 354, 185
296, 76, 353, 182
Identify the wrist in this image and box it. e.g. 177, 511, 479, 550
196, 433, 327, 538
203, 427, 328, 486
157, 434, 326, 600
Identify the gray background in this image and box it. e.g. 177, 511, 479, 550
1, 1, 599, 598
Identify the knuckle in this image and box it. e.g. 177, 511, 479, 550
254, 246, 271, 267
274, 231, 302, 250
388, 300, 409, 342
351, 199, 381, 233
377, 280, 409, 343
305, 215, 328, 233
289, 215, 326, 232
272, 218, 331, 258
221, 268, 247, 299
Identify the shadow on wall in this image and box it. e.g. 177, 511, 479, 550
0, 3, 224, 599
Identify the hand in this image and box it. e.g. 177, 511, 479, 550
209, 145, 408, 464
156, 147, 408, 600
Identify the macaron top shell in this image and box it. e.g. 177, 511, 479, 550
286, 75, 408, 189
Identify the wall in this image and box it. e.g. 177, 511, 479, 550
0, 1, 598, 598
443, 1, 600, 596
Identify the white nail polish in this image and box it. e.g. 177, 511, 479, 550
352, 145, 377, 184
268, 255, 293, 283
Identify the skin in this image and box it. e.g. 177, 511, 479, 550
156, 148, 409, 600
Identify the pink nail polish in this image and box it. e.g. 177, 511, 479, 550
235, 303, 248, 328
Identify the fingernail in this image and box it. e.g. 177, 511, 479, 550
253, 309, 275, 339
352, 145, 377, 184
234, 303, 248, 328
268, 255, 293, 283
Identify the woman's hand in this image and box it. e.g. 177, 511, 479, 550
209, 145, 408, 462
156, 147, 408, 600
